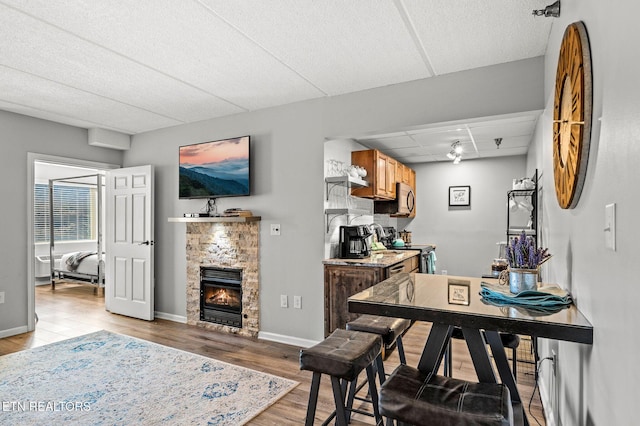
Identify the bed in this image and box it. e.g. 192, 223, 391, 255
52, 251, 104, 290
48, 173, 105, 292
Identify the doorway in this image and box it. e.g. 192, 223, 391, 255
27, 153, 119, 333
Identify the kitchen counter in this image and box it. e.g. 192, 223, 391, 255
323, 250, 421, 267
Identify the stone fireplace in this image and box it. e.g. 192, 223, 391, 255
185, 220, 259, 337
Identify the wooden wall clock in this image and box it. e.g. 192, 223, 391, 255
553, 21, 593, 209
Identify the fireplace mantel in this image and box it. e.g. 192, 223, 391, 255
168, 216, 261, 223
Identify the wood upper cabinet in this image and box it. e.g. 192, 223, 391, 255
351, 149, 397, 200
398, 163, 411, 185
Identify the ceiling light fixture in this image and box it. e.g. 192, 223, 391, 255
532, 0, 560, 17
447, 141, 463, 163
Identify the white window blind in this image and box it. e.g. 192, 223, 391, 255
34, 184, 96, 243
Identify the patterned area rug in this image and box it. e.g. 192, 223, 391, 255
0, 330, 298, 425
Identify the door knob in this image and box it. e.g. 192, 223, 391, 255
139, 240, 155, 246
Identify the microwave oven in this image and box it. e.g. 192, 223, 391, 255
374, 182, 415, 216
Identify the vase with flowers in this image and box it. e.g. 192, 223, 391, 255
505, 230, 551, 293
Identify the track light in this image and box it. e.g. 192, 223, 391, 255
532, 0, 560, 17
448, 141, 463, 163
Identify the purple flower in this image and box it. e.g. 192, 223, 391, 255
506, 230, 551, 269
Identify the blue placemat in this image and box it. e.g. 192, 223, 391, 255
480, 281, 573, 309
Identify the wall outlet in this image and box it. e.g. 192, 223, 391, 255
280, 294, 288, 308
293, 295, 302, 309
0, 291, 4, 304
441, 270, 448, 275
271, 224, 281, 236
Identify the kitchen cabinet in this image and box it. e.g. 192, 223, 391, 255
323, 253, 419, 336
351, 149, 417, 217
350, 149, 397, 200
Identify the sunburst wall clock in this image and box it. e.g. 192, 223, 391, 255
553, 21, 593, 209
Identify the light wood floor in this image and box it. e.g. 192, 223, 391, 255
1, 282, 546, 425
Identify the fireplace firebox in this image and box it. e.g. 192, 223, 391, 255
200, 266, 243, 327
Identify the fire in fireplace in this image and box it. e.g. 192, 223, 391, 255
200, 266, 243, 327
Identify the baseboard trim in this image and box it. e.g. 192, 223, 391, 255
258, 331, 320, 348
538, 375, 557, 426
154, 311, 187, 323
0, 325, 29, 339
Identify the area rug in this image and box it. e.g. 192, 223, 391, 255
0, 330, 298, 425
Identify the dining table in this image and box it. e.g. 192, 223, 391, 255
347, 273, 593, 426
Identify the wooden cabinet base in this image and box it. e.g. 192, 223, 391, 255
324, 255, 419, 336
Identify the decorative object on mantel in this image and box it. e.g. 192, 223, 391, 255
223, 208, 253, 217
501, 230, 551, 294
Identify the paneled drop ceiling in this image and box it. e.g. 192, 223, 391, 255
353, 111, 542, 164
0, 1, 553, 161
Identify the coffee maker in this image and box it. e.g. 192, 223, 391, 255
339, 225, 372, 259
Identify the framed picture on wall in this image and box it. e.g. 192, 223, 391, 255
449, 186, 471, 206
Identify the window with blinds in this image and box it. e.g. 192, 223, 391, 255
34, 184, 97, 243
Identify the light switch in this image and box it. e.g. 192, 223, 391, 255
605, 203, 616, 251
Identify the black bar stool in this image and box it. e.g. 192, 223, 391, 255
346, 315, 411, 386
444, 327, 521, 381
299, 329, 383, 426
379, 364, 514, 426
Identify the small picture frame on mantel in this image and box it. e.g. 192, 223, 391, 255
449, 185, 471, 207
448, 279, 471, 305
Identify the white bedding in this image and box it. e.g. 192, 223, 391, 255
59, 252, 100, 276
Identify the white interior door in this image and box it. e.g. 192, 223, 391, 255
105, 165, 154, 320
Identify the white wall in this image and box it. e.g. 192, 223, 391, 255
124, 57, 544, 344
408, 156, 527, 277
530, 1, 640, 424
0, 110, 122, 336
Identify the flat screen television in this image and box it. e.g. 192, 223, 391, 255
179, 135, 250, 199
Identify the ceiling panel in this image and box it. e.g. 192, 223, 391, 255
352, 110, 541, 163
357, 135, 420, 150
0, 100, 106, 131
201, 0, 431, 95
0, 4, 243, 124
1, 0, 325, 112
0, 67, 180, 133
403, 0, 552, 75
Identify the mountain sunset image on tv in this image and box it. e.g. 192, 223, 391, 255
179, 136, 250, 199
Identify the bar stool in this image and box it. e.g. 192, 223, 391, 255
346, 315, 411, 385
444, 327, 521, 381
299, 329, 383, 426
379, 364, 513, 426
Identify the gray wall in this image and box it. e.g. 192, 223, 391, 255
408, 156, 527, 277
0, 110, 122, 335
529, 2, 640, 424
125, 57, 543, 344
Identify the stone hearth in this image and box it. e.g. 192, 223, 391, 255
185, 221, 259, 337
